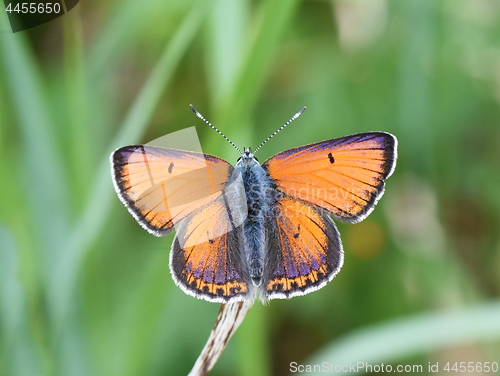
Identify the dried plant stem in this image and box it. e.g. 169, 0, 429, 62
188, 300, 254, 376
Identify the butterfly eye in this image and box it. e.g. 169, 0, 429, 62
237, 156, 242, 162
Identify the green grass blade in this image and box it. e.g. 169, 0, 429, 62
207, 0, 301, 154
0, 227, 43, 376
306, 301, 500, 375
88, 0, 184, 77
0, 29, 70, 264
63, 9, 92, 208
207, 0, 249, 104
226, 0, 300, 115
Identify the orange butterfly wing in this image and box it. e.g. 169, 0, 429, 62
170, 210, 252, 303
111, 145, 237, 235
262, 132, 397, 223
112, 145, 251, 302
262, 196, 343, 300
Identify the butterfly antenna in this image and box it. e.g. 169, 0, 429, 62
254, 106, 306, 154
190, 105, 243, 155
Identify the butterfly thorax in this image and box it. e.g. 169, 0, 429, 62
236, 148, 275, 286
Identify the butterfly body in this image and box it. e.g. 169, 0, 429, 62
111, 109, 397, 304
237, 148, 277, 287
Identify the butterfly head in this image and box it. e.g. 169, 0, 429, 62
237, 147, 259, 166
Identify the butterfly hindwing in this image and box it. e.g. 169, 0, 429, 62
111, 145, 234, 236
170, 203, 252, 303
262, 196, 343, 300
262, 132, 397, 223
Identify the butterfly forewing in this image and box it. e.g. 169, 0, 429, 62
262, 132, 397, 223
111, 145, 240, 236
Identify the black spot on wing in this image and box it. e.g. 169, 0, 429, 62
293, 224, 300, 238
327, 153, 335, 164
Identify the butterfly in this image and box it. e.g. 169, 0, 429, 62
111, 106, 397, 303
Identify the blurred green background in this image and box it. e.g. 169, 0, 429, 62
1, 0, 500, 375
